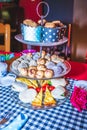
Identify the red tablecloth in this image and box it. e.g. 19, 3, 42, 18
65, 61, 87, 80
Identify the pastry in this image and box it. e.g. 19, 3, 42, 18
52, 20, 61, 26
17, 55, 26, 61
45, 53, 51, 61
16, 77, 37, 88
41, 50, 46, 58
11, 60, 20, 70
45, 22, 56, 28
28, 79, 38, 88
36, 70, 44, 79
37, 64, 46, 71
44, 69, 54, 78
37, 58, 46, 65
51, 87, 66, 99
23, 19, 38, 27
29, 59, 37, 66
19, 88, 37, 103
38, 19, 47, 25
52, 66, 63, 77
45, 61, 55, 69
32, 88, 43, 107
57, 61, 67, 72
51, 54, 64, 63
44, 87, 56, 106
26, 53, 32, 60
12, 81, 28, 92
21, 60, 30, 66
51, 78, 67, 87
28, 69, 36, 78
33, 52, 40, 60
19, 68, 28, 76
28, 66, 37, 70
18, 62, 28, 71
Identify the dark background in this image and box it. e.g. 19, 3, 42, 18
43, 0, 74, 24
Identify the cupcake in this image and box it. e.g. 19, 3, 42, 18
21, 19, 42, 42
42, 22, 59, 43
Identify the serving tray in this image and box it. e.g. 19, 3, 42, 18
10, 60, 71, 80
15, 34, 68, 47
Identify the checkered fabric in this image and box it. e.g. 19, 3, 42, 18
0, 79, 87, 130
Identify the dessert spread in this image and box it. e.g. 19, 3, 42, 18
21, 19, 66, 42
11, 51, 67, 79
12, 77, 68, 109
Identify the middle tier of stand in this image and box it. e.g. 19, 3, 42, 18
15, 34, 68, 47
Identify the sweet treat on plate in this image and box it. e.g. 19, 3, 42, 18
52, 66, 63, 77
37, 64, 46, 71
42, 20, 67, 42
21, 19, 42, 42
11, 60, 20, 70
37, 58, 46, 65
28, 68, 36, 78
44, 69, 54, 78
29, 59, 37, 66
21, 60, 30, 66
12, 81, 28, 92
50, 78, 67, 87
16, 77, 37, 88
52, 20, 66, 39
11, 50, 68, 79
32, 88, 43, 107
42, 23, 59, 42
38, 19, 47, 25
28, 66, 37, 70
57, 61, 67, 72
18, 55, 26, 60
17, 62, 28, 72
36, 70, 44, 79
44, 53, 51, 61
28, 79, 38, 88
52, 20, 65, 28
51, 87, 66, 99
33, 52, 40, 60
44, 87, 56, 106
51, 54, 64, 63
44, 22, 56, 28
19, 88, 37, 103
41, 50, 46, 58
23, 19, 38, 27
26, 53, 33, 61
21, 18, 66, 42
52, 20, 61, 26
19, 68, 28, 76
45, 61, 56, 69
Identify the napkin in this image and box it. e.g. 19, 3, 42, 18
2, 113, 28, 130
70, 86, 87, 112
0, 72, 16, 86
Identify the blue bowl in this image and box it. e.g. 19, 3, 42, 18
21, 23, 42, 42
42, 27, 60, 43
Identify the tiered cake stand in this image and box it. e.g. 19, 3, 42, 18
11, 2, 71, 109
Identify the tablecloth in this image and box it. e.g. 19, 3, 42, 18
0, 79, 87, 130
65, 61, 87, 80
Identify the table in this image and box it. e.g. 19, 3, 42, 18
0, 60, 87, 130
65, 61, 87, 80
